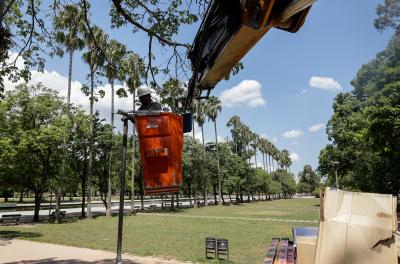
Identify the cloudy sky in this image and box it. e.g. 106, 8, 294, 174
5, 0, 393, 175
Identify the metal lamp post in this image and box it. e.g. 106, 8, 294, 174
116, 110, 135, 264
331, 161, 339, 189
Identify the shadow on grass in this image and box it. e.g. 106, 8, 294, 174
3, 258, 142, 264
0, 230, 42, 239
313, 204, 320, 207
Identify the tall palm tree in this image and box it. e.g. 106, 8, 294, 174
227, 116, 241, 154
206, 96, 222, 205
194, 100, 207, 206
82, 26, 106, 218
54, 4, 85, 113
281, 149, 291, 171
102, 39, 127, 216
124, 52, 141, 213
251, 133, 259, 168
53, 3, 85, 223
259, 138, 266, 171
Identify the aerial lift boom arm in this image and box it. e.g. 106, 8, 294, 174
184, 0, 316, 109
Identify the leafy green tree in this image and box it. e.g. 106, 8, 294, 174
318, 34, 400, 194
375, 0, 400, 35
2, 84, 66, 221
267, 180, 282, 199
68, 109, 91, 217
297, 165, 320, 195
271, 169, 297, 198
159, 78, 185, 113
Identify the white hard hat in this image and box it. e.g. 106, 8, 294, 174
136, 86, 151, 98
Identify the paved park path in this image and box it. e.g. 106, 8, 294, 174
0, 238, 193, 264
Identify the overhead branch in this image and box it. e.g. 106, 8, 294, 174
2, 0, 17, 19
13, 0, 35, 65
111, 0, 190, 49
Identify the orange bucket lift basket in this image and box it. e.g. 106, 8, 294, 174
135, 112, 183, 194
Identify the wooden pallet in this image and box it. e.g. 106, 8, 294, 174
263, 238, 294, 264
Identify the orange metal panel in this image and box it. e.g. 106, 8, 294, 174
136, 113, 183, 194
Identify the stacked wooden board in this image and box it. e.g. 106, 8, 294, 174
263, 238, 295, 264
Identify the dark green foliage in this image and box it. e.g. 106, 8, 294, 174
319, 35, 400, 194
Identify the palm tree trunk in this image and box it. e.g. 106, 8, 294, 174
262, 152, 266, 171
269, 154, 273, 172
213, 120, 222, 206
67, 50, 74, 112
201, 124, 207, 207
254, 147, 258, 168
55, 50, 74, 223
87, 69, 94, 218
130, 92, 136, 213
106, 79, 114, 216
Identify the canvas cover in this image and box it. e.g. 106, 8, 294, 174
314, 188, 397, 264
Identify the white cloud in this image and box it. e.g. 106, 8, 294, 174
217, 136, 227, 143
292, 141, 299, 145
219, 80, 266, 108
282, 129, 303, 139
308, 123, 325, 132
309, 76, 342, 91
297, 89, 308, 96
272, 137, 278, 143
4, 67, 136, 126
289, 152, 300, 162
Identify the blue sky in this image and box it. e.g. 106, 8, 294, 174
7, 0, 394, 176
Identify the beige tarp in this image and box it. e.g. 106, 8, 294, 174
296, 236, 317, 264
314, 188, 398, 264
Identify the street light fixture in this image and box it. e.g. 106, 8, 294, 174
330, 161, 339, 189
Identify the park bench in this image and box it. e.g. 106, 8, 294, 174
51, 210, 66, 220
1, 214, 21, 225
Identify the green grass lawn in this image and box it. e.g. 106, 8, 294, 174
0, 198, 320, 264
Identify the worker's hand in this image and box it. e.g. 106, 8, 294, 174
122, 115, 135, 123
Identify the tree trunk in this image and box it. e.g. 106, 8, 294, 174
87, 69, 94, 218
140, 175, 144, 211
67, 50, 74, 112
19, 190, 23, 203
33, 190, 42, 222
201, 124, 207, 207
194, 188, 198, 207
171, 194, 175, 211
188, 182, 192, 206
81, 172, 86, 218
56, 134, 67, 224
254, 147, 258, 168
262, 152, 266, 171
213, 120, 222, 206
106, 79, 115, 217
213, 184, 217, 204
